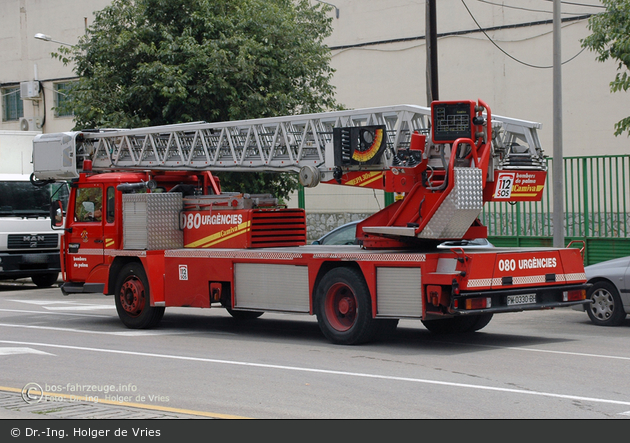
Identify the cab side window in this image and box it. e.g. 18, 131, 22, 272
106, 186, 115, 223
75, 187, 103, 222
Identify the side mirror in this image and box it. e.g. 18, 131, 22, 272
50, 200, 64, 228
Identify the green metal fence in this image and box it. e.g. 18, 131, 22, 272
482, 155, 630, 265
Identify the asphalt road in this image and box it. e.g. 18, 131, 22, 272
1, 279, 629, 420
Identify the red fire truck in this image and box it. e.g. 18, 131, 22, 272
31, 99, 588, 344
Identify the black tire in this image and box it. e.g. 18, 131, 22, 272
466, 313, 493, 332
315, 267, 377, 345
377, 319, 399, 338
586, 281, 627, 326
226, 308, 264, 320
114, 263, 164, 329
31, 273, 59, 288
422, 313, 493, 334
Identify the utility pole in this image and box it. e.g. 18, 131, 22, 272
426, 0, 438, 105
552, 0, 565, 247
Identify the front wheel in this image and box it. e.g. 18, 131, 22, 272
114, 263, 164, 329
315, 267, 377, 345
31, 273, 59, 288
586, 281, 626, 326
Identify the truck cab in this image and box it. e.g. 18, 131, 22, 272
0, 174, 67, 286
58, 169, 218, 295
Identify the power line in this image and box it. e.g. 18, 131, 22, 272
541, 0, 605, 8
475, 0, 600, 14
328, 13, 590, 51
462, 0, 587, 69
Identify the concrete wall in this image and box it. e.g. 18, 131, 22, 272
306, 211, 372, 244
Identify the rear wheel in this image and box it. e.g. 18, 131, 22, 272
31, 273, 59, 288
465, 313, 493, 332
422, 313, 493, 334
586, 281, 626, 326
115, 263, 164, 329
315, 267, 377, 345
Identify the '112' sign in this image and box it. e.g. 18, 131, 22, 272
494, 172, 515, 199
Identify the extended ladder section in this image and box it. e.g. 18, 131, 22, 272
31, 101, 548, 243
32, 104, 546, 183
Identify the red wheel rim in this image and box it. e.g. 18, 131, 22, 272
324, 282, 357, 331
119, 277, 145, 317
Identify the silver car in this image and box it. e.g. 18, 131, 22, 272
311, 220, 361, 245
573, 256, 630, 326
312, 220, 494, 249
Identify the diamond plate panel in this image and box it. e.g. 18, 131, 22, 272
123, 193, 183, 250
419, 167, 483, 239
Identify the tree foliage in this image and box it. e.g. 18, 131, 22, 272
582, 0, 630, 136
54, 0, 339, 198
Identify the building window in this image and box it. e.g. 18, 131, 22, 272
2, 86, 24, 121
54, 82, 73, 117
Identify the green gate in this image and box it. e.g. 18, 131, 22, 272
482, 155, 630, 265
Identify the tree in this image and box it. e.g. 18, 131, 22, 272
581, 0, 630, 136
54, 0, 339, 199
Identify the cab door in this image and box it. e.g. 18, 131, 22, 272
65, 184, 105, 283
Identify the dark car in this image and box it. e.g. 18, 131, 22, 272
573, 256, 630, 326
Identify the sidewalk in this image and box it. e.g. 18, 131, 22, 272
0, 408, 48, 420
0, 391, 206, 419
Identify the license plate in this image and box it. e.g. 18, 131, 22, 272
22, 255, 48, 264
507, 294, 536, 306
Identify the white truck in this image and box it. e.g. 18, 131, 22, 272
0, 131, 65, 287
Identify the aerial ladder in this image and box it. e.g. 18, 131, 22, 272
32, 99, 547, 248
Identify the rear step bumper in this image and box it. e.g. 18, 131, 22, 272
450, 283, 592, 315
451, 298, 591, 316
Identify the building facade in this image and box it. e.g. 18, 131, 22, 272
1, 1, 624, 240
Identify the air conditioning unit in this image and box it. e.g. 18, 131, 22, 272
20, 81, 40, 100
19, 117, 37, 131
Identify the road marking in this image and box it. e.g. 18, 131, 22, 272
0, 386, 249, 419
3, 306, 627, 362
9, 300, 114, 311
42, 306, 114, 311
0, 308, 110, 318
0, 323, 177, 337
2, 339, 630, 408
505, 346, 630, 361
10, 300, 83, 305
442, 339, 630, 362
0, 347, 54, 356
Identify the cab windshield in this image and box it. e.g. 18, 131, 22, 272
0, 181, 67, 217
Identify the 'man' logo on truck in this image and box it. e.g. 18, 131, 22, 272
23, 235, 45, 247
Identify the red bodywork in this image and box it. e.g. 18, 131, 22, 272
57, 99, 588, 337
60, 165, 587, 320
